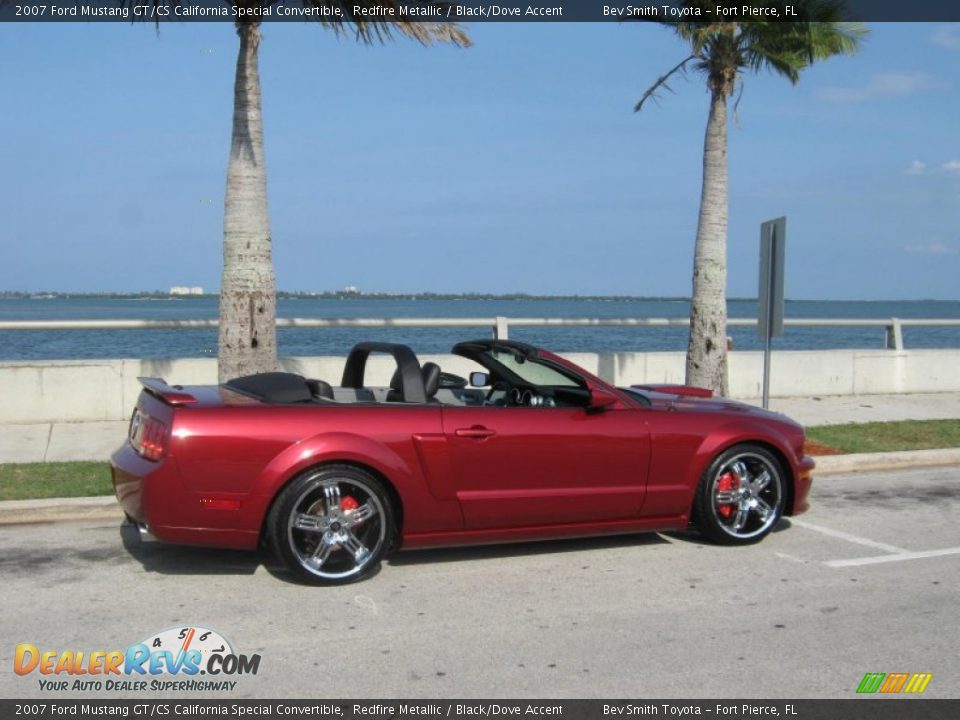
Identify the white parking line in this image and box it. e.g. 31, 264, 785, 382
826, 547, 960, 568
789, 518, 907, 554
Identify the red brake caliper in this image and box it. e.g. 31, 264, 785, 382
341, 496, 361, 525
715, 472, 738, 518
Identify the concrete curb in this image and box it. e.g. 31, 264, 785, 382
0, 448, 957, 526
812, 447, 960, 475
0, 495, 123, 525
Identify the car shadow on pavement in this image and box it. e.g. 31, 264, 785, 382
661, 517, 793, 546
387, 531, 671, 569
773, 517, 793, 533
117, 524, 736, 585
119, 522, 274, 577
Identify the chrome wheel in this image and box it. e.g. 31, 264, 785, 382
694, 445, 786, 545
271, 466, 392, 584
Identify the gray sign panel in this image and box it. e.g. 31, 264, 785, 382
758, 217, 786, 338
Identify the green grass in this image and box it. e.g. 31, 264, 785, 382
807, 419, 960, 455
0, 462, 112, 501
1, 419, 959, 501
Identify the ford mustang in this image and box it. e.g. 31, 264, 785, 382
110, 339, 814, 584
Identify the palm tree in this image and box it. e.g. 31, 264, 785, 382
635, 1, 864, 395
126, 2, 469, 381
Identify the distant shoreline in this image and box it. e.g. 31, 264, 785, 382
1, 291, 954, 304
3, 290, 694, 302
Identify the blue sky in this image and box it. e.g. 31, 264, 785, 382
0, 21, 957, 300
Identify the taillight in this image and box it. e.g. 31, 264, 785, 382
129, 408, 168, 461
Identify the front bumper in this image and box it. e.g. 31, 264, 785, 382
790, 454, 815, 515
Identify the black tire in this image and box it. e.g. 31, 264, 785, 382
267, 464, 395, 585
692, 444, 786, 545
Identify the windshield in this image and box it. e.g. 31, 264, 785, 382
486, 350, 580, 387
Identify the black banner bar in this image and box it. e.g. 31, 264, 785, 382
2, 700, 960, 720
1, 1, 960, 23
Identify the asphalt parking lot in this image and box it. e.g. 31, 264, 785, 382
1, 465, 958, 699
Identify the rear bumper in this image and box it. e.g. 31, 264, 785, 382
110, 443, 260, 550
110, 442, 161, 524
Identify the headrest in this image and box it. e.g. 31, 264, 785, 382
421, 362, 441, 399
306, 378, 334, 400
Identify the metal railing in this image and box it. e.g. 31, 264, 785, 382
2, 317, 960, 350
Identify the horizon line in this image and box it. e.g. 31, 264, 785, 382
1, 290, 957, 304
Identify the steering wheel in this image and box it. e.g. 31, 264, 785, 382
485, 381, 511, 405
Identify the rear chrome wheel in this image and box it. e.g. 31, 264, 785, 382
269, 465, 394, 584
693, 445, 785, 545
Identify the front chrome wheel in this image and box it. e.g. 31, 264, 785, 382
270, 466, 393, 584
694, 445, 786, 545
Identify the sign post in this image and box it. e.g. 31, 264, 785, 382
758, 217, 786, 409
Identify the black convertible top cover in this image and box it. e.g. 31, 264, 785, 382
224, 372, 313, 404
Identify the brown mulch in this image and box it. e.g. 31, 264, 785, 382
806, 440, 841, 456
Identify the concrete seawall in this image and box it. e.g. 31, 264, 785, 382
3, 348, 959, 425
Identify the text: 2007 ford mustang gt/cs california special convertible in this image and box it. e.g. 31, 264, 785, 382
110, 339, 814, 584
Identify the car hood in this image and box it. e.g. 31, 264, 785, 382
626, 386, 795, 424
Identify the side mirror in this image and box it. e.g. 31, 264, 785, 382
469, 371, 490, 388
589, 387, 619, 410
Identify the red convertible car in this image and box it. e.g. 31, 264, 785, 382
111, 339, 814, 584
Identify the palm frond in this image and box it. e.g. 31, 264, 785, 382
115, 1, 471, 47
326, 2, 471, 46
635, 54, 698, 112
807, 21, 867, 59
389, 19, 472, 47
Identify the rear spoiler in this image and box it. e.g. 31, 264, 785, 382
138, 377, 198, 406
631, 384, 714, 399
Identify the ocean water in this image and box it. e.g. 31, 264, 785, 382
1, 296, 958, 361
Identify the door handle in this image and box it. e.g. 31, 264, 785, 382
455, 426, 496, 439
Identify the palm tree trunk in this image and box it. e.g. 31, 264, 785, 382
218, 21, 278, 382
685, 87, 729, 396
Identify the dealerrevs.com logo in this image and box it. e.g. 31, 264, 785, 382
14, 626, 261, 693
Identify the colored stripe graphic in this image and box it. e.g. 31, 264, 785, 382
857, 673, 885, 694
857, 672, 932, 694
903, 673, 933, 694
879, 672, 910, 693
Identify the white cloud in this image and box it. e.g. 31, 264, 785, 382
932, 25, 960, 49
943, 160, 960, 173
904, 242, 958, 256
818, 72, 943, 104
905, 160, 927, 176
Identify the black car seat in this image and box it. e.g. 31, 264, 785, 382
386, 368, 404, 403
306, 378, 334, 400
421, 362, 441, 401
387, 362, 442, 403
